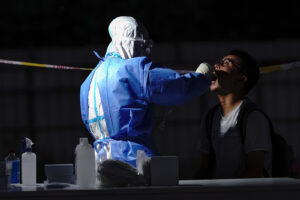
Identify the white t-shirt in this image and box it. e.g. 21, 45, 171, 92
197, 99, 272, 178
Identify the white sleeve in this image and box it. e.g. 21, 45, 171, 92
245, 111, 272, 153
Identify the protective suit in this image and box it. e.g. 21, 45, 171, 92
80, 16, 211, 167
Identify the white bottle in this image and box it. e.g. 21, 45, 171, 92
75, 138, 96, 188
21, 137, 36, 186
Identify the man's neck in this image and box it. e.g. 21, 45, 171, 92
218, 93, 244, 116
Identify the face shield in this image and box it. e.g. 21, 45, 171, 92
105, 16, 153, 59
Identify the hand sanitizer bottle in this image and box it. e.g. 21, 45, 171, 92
5, 150, 20, 184
21, 137, 36, 186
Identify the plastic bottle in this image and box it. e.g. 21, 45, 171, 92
5, 150, 20, 184
21, 137, 36, 186
75, 138, 96, 188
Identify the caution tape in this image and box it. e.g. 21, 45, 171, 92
1, 58, 300, 74
0, 59, 93, 71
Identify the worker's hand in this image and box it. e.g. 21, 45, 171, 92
196, 62, 214, 79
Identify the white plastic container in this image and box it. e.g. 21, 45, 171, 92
21, 137, 36, 186
75, 138, 96, 188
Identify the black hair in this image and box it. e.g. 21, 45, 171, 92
229, 49, 260, 94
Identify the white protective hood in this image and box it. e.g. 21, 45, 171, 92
105, 16, 153, 59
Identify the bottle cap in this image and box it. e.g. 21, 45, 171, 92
80, 138, 88, 144
21, 137, 34, 153
9, 149, 15, 154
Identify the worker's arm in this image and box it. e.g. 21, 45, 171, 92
146, 67, 210, 106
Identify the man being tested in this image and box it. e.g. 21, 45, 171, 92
195, 49, 272, 179
80, 16, 213, 167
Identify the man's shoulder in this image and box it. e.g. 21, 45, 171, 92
240, 97, 268, 119
246, 110, 270, 127
242, 97, 258, 107
239, 97, 273, 136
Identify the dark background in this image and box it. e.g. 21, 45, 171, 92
1, 0, 300, 182
1, 0, 300, 47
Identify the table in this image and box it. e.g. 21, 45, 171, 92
1, 178, 300, 200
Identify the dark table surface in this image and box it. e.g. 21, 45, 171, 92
1, 178, 300, 200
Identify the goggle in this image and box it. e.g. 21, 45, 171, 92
218, 58, 245, 75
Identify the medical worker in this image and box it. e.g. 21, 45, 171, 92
80, 16, 212, 167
